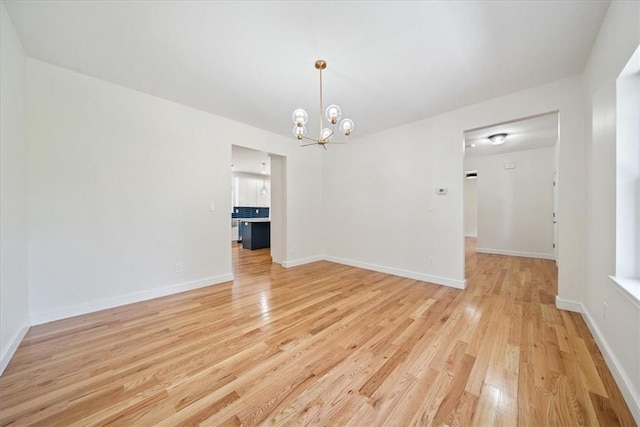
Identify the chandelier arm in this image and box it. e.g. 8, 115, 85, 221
300, 135, 319, 143
327, 127, 336, 140
299, 138, 320, 147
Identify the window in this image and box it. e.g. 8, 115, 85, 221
612, 45, 640, 303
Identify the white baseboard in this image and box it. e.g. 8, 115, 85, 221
556, 297, 640, 424
582, 306, 640, 424
282, 256, 323, 268
323, 255, 466, 289
476, 247, 555, 260
1, 319, 30, 376
282, 254, 466, 290
555, 296, 583, 312
30, 274, 234, 326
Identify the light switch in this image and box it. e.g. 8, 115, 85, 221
209, 202, 215, 211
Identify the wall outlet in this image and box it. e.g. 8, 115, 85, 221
603, 302, 608, 320
175, 262, 183, 273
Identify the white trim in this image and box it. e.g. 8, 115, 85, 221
282, 254, 466, 289
323, 255, 466, 289
555, 296, 583, 312
582, 306, 640, 424
476, 247, 555, 260
281, 256, 323, 268
1, 319, 30, 376
555, 297, 640, 424
609, 276, 640, 308
30, 274, 233, 326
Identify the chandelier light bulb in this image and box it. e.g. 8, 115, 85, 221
293, 125, 307, 139
325, 104, 342, 124
292, 108, 309, 126
339, 118, 354, 136
321, 128, 333, 141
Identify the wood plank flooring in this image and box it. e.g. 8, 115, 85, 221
0, 239, 635, 426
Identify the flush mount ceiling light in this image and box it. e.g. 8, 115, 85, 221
291, 60, 354, 149
488, 133, 508, 145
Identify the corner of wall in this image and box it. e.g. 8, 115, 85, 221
0, 0, 31, 377
0, 318, 30, 376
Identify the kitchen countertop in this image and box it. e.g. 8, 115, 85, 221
237, 218, 271, 223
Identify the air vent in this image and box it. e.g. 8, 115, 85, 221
465, 170, 478, 179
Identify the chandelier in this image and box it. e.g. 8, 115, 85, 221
291, 60, 354, 149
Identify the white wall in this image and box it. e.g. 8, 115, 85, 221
324, 75, 585, 294
463, 177, 477, 237
27, 59, 323, 324
581, 0, 640, 420
466, 147, 554, 259
0, 2, 30, 374
270, 154, 286, 265
323, 117, 467, 288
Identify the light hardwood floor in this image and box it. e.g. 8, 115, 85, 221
0, 240, 635, 426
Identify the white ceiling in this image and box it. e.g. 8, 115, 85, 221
464, 112, 558, 158
5, 1, 609, 139
232, 145, 270, 176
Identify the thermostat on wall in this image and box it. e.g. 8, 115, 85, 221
436, 188, 447, 195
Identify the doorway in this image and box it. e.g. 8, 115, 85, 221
231, 145, 286, 266
463, 112, 559, 281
